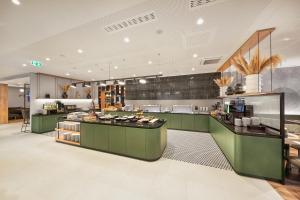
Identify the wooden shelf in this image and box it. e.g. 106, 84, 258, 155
217, 92, 282, 99
55, 137, 80, 146
55, 128, 80, 134
217, 27, 275, 72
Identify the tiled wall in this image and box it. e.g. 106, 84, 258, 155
125, 72, 220, 100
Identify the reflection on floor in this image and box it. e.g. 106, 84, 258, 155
269, 148, 300, 200
0, 123, 282, 200
163, 131, 232, 171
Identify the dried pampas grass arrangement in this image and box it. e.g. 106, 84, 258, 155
231, 49, 282, 75
85, 88, 92, 95
60, 84, 71, 93
213, 76, 233, 87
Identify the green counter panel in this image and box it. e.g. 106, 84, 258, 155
31, 114, 65, 133
94, 125, 109, 151
234, 136, 282, 180
106, 111, 209, 132
169, 114, 182, 129
80, 122, 167, 161
209, 117, 235, 164
109, 126, 126, 154
125, 127, 147, 159
209, 116, 283, 181
194, 115, 209, 132
181, 114, 194, 131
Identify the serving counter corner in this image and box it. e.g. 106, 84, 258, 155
57, 119, 167, 161
209, 116, 283, 182
31, 110, 284, 182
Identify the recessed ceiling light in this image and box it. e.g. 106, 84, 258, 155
45, 57, 51, 61
87, 70, 92, 73
283, 37, 291, 41
118, 80, 125, 85
159, 71, 163, 75
148, 60, 152, 65
123, 37, 130, 43
193, 53, 198, 58
139, 79, 147, 84
22, 64, 27, 67
133, 74, 136, 77
77, 49, 83, 54
66, 73, 70, 76
197, 17, 204, 25
192, 67, 195, 71
114, 65, 118, 69
11, 0, 21, 5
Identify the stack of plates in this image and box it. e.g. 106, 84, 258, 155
242, 117, 251, 127
71, 133, 80, 142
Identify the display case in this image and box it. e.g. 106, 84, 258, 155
172, 105, 193, 114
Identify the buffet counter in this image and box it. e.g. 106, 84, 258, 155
56, 117, 167, 161
209, 116, 283, 182
105, 111, 209, 132
211, 116, 281, 138
31, 113, 67, 133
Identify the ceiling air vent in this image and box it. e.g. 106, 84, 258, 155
200, 57, 222, 65
104, 11, 157, 33
189, 0, 227, 9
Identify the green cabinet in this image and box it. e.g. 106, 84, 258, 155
80, 122, 167, 161
194, 115, 209, 132
81, 123, 109, 151
31, 114, 65, 133
125, 127, 146, 159
103, 111, 209, 132
209, 116, 283, 181
80, 122, 95, 148
94, 125, 109, 151
109, 126, 126, 154
169, 114, 181, 129
181, 114, 194, 131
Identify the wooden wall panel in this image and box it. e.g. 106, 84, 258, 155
0, 84, 8, 124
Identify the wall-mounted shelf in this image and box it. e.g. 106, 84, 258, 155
217, 92, 282, 99
217, 28, 275, 72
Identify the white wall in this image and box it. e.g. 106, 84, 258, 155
125, 99, 220, 112
30, 73, 98, 115
8, 87, 24, 107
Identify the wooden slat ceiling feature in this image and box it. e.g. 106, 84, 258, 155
217, 27, 276, 72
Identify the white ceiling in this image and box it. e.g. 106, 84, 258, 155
0, 77, 30, 87
0, 0, 299, 81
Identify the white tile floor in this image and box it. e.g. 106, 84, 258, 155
0, 123, 282, 200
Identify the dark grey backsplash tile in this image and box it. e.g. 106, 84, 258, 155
126, 72, 220, 100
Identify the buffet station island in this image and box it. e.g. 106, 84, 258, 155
210, 93, 285, 183
55, 111, 167, 161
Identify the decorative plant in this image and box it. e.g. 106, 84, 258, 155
213, 76, 233, 87
60, 84, 71, 99
231, 49, 282, 75
85, 88, 92, 99
60, 84, 71, 93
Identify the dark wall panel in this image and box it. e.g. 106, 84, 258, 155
126, 72, 220, 100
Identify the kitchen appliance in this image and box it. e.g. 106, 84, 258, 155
172, 105, 193, 114
244, 105, 254, 118
141, 105, 161, 113
242, 117, 251, 127
65, 105, 77, 113
43, 103, 57, 115
251, 117, 260, 126
234, 118, 242, 126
